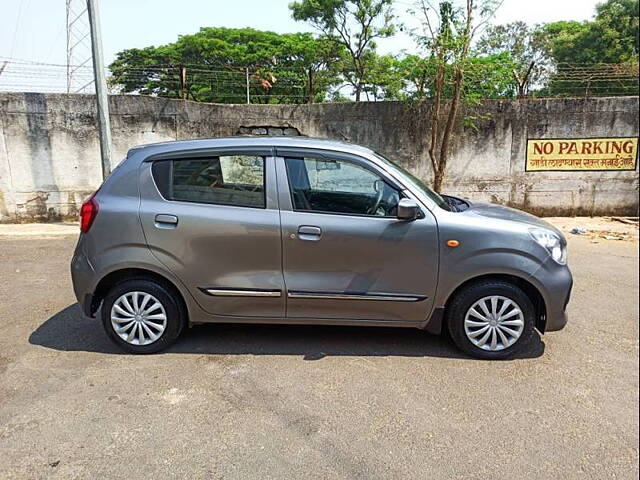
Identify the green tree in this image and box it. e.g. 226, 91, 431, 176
464, 52, 519, 100
536, 0, 639, 96
290, 0, 396, 101
541, 0, 639, 64
109, 27, 344, 104
411, 0, 502, 192
362, 54, 405, 100
476, 21, 550, 95
391, 52, 518, 100
395, 55, 433, 100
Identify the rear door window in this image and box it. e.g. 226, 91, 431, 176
153, 155, 265, 208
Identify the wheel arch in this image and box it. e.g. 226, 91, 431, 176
428, 273, 547, 334
90, 267, 189, 322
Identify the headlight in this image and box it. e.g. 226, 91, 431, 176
529, 228, 567, 265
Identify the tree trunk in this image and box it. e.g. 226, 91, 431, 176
436, 67, 464, 193
428, 62, 445, 184
307, 69, 314, 104
432, 167, 446, 193
354, 83, 362, 101
513, 62, 535, 98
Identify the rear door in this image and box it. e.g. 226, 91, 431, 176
275, 149, 439, 323
139, 149, 285, 318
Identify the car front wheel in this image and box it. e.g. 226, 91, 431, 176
446, 280, 535, 360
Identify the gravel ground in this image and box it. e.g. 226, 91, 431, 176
0, 221, 638, 479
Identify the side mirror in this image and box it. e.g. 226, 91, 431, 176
397, 198, 420, 221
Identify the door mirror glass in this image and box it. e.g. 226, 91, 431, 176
397, 198, 420, 221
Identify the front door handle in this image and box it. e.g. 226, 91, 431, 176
155, 214, 178, 228
297, 225, 322, 241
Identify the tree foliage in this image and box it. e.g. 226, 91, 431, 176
410, 0, 502, 192
108, 0, 639, 103
541, 0, 639, 64
290, 0, 396, 101
476, 21, 550, 94
530, 0, 638, 96
109, 27, 345, 103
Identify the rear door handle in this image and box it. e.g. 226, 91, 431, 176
155, 214, 178, 228
297, 225, 322, 241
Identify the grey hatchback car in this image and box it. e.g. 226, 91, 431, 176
71, 137, 572, 359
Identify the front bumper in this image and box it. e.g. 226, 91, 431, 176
531, 259, 573, 332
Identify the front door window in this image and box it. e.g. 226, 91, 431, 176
285, 157, 400, 217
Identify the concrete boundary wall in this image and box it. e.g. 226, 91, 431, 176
0, 92, 637, 222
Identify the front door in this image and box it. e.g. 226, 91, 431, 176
276, 153, 439, 323
139, 151, 285, 318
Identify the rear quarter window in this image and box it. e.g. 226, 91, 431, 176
152, 155, 265, 209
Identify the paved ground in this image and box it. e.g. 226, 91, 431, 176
0, 220, 638, 479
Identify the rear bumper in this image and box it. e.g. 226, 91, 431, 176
81, 293, 96, 317
70, 244, 96, 316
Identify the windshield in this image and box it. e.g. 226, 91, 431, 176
373, 152, 451, 211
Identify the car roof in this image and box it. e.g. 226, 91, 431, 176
127, 136, 375, 158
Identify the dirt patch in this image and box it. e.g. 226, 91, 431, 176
546, 216, 639, 242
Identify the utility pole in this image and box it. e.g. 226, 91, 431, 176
86, 0, 112, 179
245, 67, 250, 104
179, 65, 187, 100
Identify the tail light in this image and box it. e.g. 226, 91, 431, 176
80, 193, 99, 233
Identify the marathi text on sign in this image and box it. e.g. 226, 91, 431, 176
526, 137, 638, 171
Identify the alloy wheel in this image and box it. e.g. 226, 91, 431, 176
110, 291, 167, 346
464, 295, 524, 351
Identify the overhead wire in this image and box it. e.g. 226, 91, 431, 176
0, 58, 637, 99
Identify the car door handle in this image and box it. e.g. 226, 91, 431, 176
297, 225, 322, 241
155, 214, 178, 228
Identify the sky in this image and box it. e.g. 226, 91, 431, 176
0, 0, 598, 93
0, 0, 602, 92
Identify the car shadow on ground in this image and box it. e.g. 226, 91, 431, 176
29, 303, 545, 361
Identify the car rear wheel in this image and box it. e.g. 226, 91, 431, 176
101, 278, 185, 354
446, 280, 535, 360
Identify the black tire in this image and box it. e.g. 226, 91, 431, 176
101, 278, 186, 354
446, 280, 535, 360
